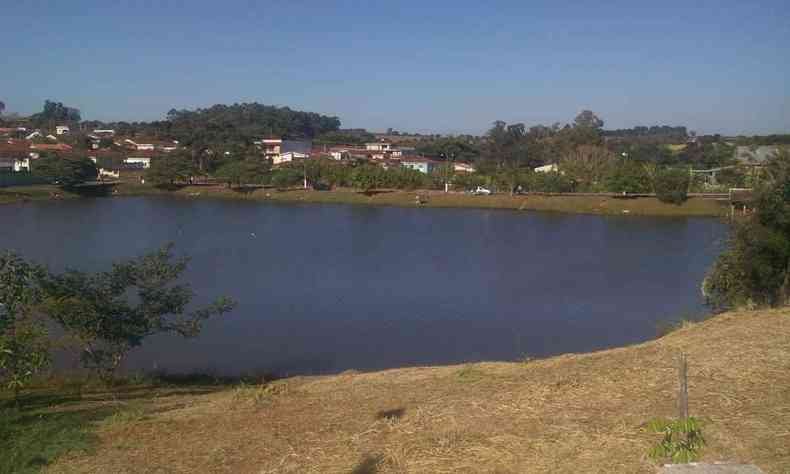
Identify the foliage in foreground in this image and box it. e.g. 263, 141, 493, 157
40, 244, 236, 381
704, 148, 790, 308
0, 253, 50, 400
647, 417, 705, 463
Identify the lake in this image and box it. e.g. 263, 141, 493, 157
1, 196, 727, 376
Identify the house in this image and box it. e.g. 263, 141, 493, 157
256, 138, 312, 162
274, 151, 310, 165
123, 138, 179, 152
365, 141, 394, 152
0, 157, 30, 172
0, 140, 34, 172
25, 131, 42, 140
454, 162, 476, 173
534, 163, 559, 173
92, 129, 116, 137
30, 143, 73, 153
124, 151, 156, 169
55, 125, 70, 135
401, 157, 441, 174
735, 146, 780, 166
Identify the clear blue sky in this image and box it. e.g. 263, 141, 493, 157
2, 0, 788, 135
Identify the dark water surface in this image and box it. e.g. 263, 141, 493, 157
1, 196, 727, 375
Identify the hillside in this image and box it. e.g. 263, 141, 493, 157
22, 309, 790, 473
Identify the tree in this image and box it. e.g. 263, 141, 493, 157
40, 244, 236, 380
31, 154, 98, 186
0, 100, 5, 116
0, 252, 50, 401
574, 110, 604, 129
559, 145, 617, 192
215, 157, 270, 187
30, 100, 81, 128
654, 168, 690, 204
145, 152, 196, 186
704, 148, 790, 308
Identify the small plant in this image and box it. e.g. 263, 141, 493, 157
647, 417, 705, 463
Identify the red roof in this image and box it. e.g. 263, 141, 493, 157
31, 143, 73, 151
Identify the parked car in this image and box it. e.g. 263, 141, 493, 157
472, 186, 493, 195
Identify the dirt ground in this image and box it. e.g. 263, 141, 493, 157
44, 308, 790, 473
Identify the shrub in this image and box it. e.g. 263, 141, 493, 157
604, 160, 652, 193
654, 168, 690, 204
527, 171, 575, 193
647, 417, 705, 463
270, 168, 303, 189
704, 148, 790, 308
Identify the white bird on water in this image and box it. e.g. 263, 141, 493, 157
250, 232, 257, 238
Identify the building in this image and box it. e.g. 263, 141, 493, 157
257, 138, 312, 162
122, 138, 179, 152
124, 151, 156, 168
55, 125, 70, 135
274, 151, 310, 165
454, 162, 476, 173
401, 157, 440, 174
365, 141, 395, 152
92, 129, 116, 137
534, 163, 559, 173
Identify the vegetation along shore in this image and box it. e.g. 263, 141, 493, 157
2, 182, 728, 217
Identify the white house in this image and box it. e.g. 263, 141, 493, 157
401, 157, 440, 174
0, 157, 30, 172
55, 125, 70, 135
92, 129, 116, 137
124, 156, 152, 168
257, 138, 312, 162
534, 163, 559, 173
274, 151, 309, 165
25, 131, 42, 140
365, 142, 394, 152
454, 162, 476, 173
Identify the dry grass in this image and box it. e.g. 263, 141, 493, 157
119, 184, 726, 217
44, 308, 790, 473
3, 183, 726, 216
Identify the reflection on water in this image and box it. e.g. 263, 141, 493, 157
1, 197, 726, 376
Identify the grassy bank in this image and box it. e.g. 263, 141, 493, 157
2, 308, 789, 473
118, 183, 727, 217
0, 185, 80, 205
2, 182, 727, 216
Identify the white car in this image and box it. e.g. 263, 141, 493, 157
472, 186, 493, 195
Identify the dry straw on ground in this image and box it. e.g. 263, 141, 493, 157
49, 308, 790, 473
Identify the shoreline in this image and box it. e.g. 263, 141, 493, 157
7, 307, 788, 472
2, 183, 729, 217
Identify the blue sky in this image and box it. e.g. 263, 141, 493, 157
2, 0, 788, 135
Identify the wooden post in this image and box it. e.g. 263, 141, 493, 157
678, 353, 689, 419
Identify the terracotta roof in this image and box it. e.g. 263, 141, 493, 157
31, 143, 73, 151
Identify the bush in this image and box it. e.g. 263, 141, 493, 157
604, 160, 652, 193
704, 148, 790, 308
654, 168, 690, 204
527, 171, 575, 193
270, 168, 303, 189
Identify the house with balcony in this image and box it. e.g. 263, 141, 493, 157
401, 157, 441, 174
256, 138, 312, 162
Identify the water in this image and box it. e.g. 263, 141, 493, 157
0, 196, 727, 376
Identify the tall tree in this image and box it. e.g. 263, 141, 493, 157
40, 244, 236, 380
574, 110, 604, 129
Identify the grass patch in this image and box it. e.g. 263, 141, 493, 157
455, 364, 485, 383
0, 401, 109, 473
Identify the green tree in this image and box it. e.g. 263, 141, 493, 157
605, 159, 652, 193
0, 252, 50, 401
30, 100, 81, 128
215, 157, 270, 187
40, 244, 236, 381
31, 153, 98, 186
574, 110, 604, 129
704, 148, 790, 308
145, 152, 196, 186
654, 168, 690, 204
270, 168, 303, 189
